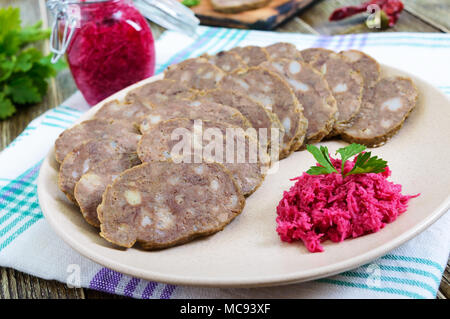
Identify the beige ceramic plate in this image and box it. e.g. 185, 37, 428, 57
38, 65, 450, 287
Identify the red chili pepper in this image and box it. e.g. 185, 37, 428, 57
329, 0, 404, 27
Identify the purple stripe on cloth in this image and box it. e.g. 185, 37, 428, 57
358, 33, 369, 49
313, 35, 333, 48
141, 281, 158, 299
334, 34, 346, 51
160, 284, 176, 299
123, 277, 140, 297
89, 268, 123, 294
0, 181, 31, 203
0, 163, 40, 203
0, 183, 24, 204
20, 161, 41, 180
346, 33, 357, 50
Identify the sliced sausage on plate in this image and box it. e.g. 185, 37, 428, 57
74, 153, 141, 227
54, 119, 141, 164
319, 53, 364, 135
301, 49, 364, 136
260, 58, 337, 145
98, 161, 245, 249
58, 139, 133, 203
266, 42, 302, 60
198, 89, 284, 152
139, 99, 252, 134
201, 51, 247, 73
137, 118, 270, 196
341, 76, 418, 147
219, 67, 307, 158
164, 57, 225, 90
94, 99, 150, 123
125, 79, 197, 108
339, 49, 381, 93
300, 47, 335, 67
230, 46, 270, 67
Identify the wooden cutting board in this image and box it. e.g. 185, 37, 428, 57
188, 0, 318, 30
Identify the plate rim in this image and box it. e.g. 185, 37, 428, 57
37, 65, 450, 288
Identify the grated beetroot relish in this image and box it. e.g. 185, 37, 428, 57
276, 156, 419, 253
66, 0, 155, 105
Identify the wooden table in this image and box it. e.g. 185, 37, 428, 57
0, 0, 448, 299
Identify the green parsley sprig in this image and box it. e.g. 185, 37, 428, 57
0, 7, 66, 120
181, 0, 201, 8
306, 143, 387, 177
306, 145, 338, 175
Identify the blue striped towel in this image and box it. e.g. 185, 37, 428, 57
0, 26, 449, 299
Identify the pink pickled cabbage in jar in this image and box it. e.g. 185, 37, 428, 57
66, 0, 155, 105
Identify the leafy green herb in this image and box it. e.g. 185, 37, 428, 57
344, 151, 388, 177
182, 0, 201, 7
335, 143, 366, 174
306, 144, 338, 175
0, 7, 66, 120
306, 143, 388, 177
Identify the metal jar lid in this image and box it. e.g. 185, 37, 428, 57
134, 0, 199, 37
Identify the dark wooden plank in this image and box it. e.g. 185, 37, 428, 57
404, 0, 450, 33
438, 258, 450, 299
0, 268, 85, 299
190, 0, 318, 30
276, 16, 320, 34
296, 0, 443, 34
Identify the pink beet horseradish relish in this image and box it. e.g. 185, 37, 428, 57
276, 144, 419, 253
65, 0, 155, 105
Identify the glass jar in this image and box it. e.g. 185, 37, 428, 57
50, 0, 156, 105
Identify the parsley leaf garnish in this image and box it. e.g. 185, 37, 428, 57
306, 143, 388, 177
306, 144, 338, 175
336, 143, 366, 174
0, 7, 65, 120
182, 0, 200, 7
344, 151, 388, 177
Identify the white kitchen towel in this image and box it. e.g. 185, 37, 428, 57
1, 26, 449, 299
